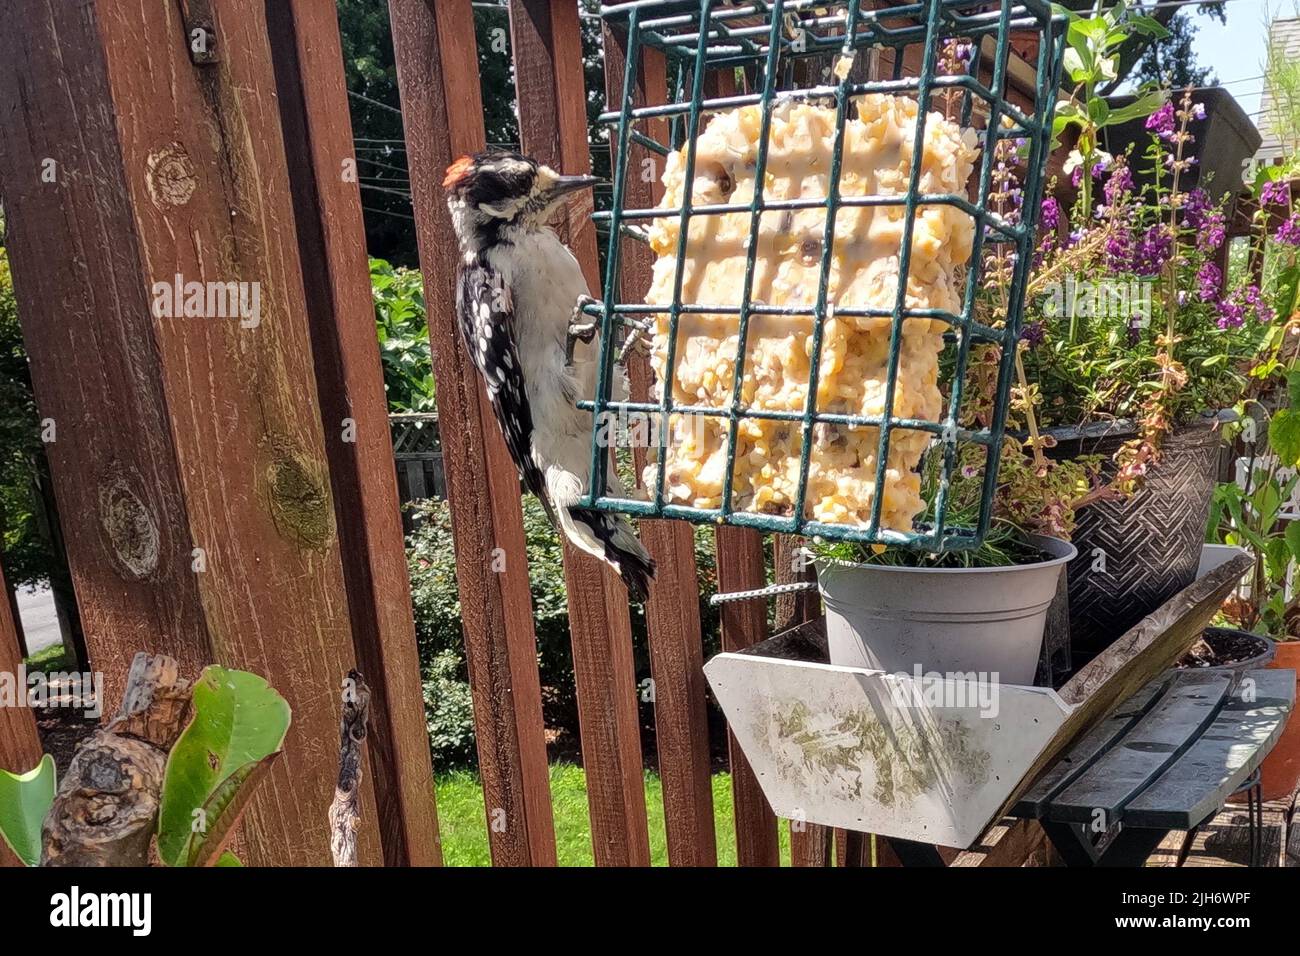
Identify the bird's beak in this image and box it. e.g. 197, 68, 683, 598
546, 174, 601, 201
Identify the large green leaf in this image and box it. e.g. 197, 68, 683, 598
1286, 521, 1300, 565
184, 754, 279, 867
0, 754, 55, 867
157, 667, 290, 867
1106, 89, 1164, 126
1271, 410, 1300, 469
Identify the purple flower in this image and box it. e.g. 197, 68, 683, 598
1146, 102, 1175, 140
1021, 321, 1045, 348
1197, 211, 1226, 253
1191, 102, 1207, 121
1216, 284, 1275, 328
1182, 187, 1211, 227
1132, 225, 1173, 277
1196, 261, 1222, 301
1105, 230, 1132, 272
1261, 180, 1291, 207
1039, 196, 1060, 232
1104, 165, 1134, 204
1069, 156, 1109, 189
1217, 298, 1245, 329
1276, 213, 1300, 246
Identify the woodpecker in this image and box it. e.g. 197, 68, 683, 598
443, 151, 656, 600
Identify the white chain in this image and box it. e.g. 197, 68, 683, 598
709, 580, 818, 606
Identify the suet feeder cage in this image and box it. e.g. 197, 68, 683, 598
581, 0, 1068, 551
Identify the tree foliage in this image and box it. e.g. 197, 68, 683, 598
371, 258, 435, 413
0, 225, 56, 590
1126, 8, 1221, 90
1051, 1, 1225, 92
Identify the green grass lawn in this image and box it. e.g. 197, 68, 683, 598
22, 642, 74, 674
436, 763, 793, 866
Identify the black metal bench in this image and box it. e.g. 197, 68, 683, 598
1009, 669, 1294, 866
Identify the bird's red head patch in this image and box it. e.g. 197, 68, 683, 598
443, 155, 475, 190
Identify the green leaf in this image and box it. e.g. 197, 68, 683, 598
1286, 521, 1300, 564
1223, 492, 1269, 554
1253, 480, 1282, 526
1063, 47, 1088, 82
1107, 90, 1165, 126
215, 851, 243, 867
1087, 97, 1110, 126
184, 754, 280, 867
1271, 409, 1300, 469
0, 754, 56, 867
157, 667, 291, 867
1127, 15, 1171, 40
1276, 263, 1300, 326
1266, 536, 1291, 581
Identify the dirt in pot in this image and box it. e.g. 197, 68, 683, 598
815, 522, 1052, 569
1176, 628, 1271, 669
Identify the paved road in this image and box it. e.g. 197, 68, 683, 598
15, 584, 62, 656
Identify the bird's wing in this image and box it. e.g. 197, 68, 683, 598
456, 258, 551, 509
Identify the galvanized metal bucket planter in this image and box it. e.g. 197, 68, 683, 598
706, 545, 1251, 848
816, 535, 1075, 685
1045, 412, 1229, 664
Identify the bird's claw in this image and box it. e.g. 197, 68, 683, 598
567, 295, 601, 365
617, 317, 652, 366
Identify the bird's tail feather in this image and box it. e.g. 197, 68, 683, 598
564, 506, 656, 601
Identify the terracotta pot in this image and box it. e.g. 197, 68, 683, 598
1260, 641, 1300, 804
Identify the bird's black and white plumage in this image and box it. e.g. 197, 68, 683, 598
443, 151, 655, 600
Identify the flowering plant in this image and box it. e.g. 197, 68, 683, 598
1204, 173, 1300, 640
1001, 4, 1298, 494
942, 3, 1298, 549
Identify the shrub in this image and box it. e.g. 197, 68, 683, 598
407, 495, 725, 769
371, 257, 435, 413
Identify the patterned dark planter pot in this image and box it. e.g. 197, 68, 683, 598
1045, 412, 1230, 664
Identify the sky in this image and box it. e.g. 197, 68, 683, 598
1190, 0, 1297, 120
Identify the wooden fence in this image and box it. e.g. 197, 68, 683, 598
0, 0, 1033, 867
391, 413, 446, 531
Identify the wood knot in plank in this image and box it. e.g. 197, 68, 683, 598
145, 143, 198, 208
98, 473, 160, 579
268, 450, 335, 551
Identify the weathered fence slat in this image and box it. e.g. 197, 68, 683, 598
390, 0, 557, 867
0, 555, 42, 867
602, 24, 719, 867
510, 0, 651, 868
1, 0, 385, 866
715, 527, 781, 867
0, 0, 214, 702
771, 535, 834, 866
265, 0, 442, 867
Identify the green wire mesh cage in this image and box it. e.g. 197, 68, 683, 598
582, 0, 1068, 551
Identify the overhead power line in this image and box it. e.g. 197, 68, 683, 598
348, 89, 404, 116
